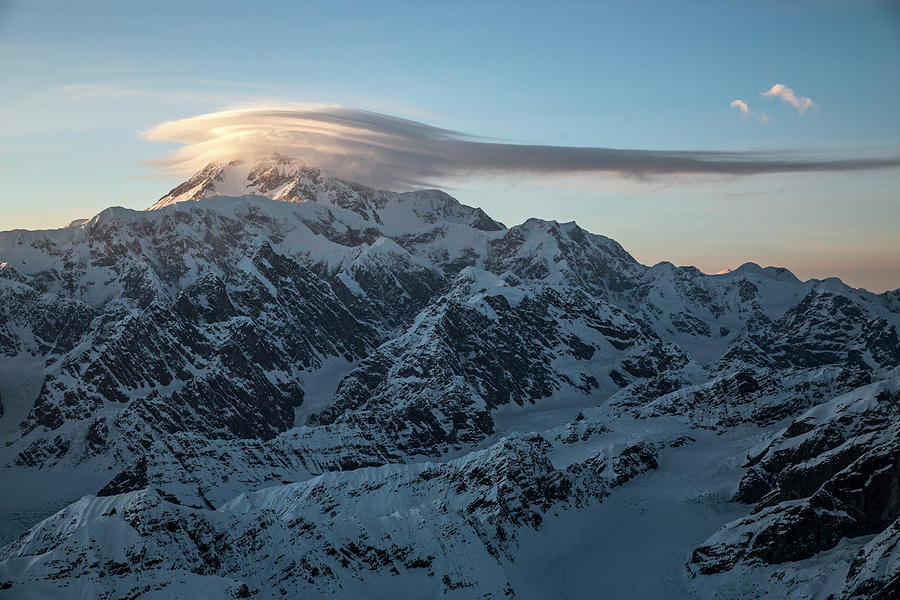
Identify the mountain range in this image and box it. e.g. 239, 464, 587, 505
0, 154, 898, 599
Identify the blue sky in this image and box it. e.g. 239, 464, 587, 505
1, 0, 898, 290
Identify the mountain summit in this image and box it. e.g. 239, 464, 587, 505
150, 154, 330, 209
0, 165, 898, 599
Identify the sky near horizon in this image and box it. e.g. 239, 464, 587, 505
0, 0, 899, 291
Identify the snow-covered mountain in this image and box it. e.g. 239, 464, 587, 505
1, 154, 898, 598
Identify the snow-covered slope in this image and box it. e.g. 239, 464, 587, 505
0, 155, 898, 598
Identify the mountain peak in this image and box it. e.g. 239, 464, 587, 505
149, 153, 330, 210
148, 154, 507, 234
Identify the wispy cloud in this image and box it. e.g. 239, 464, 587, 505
761, 83, 815, 115
143, 104, 900, 190
46, 83, 231, 105
0, 81, 251, 137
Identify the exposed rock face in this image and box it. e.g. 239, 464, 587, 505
720, 288, 900, 371
0, 156, 898, 599
314, 274, 690, 455
689, 378, 900, 598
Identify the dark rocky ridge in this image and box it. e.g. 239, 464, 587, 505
689, 379, 900, 598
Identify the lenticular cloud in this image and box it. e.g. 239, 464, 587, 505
144, 104, 900, 190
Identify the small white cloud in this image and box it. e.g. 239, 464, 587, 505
761, 83, 815, 115
730, 99, 768, 124
730, 99, 749, 114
